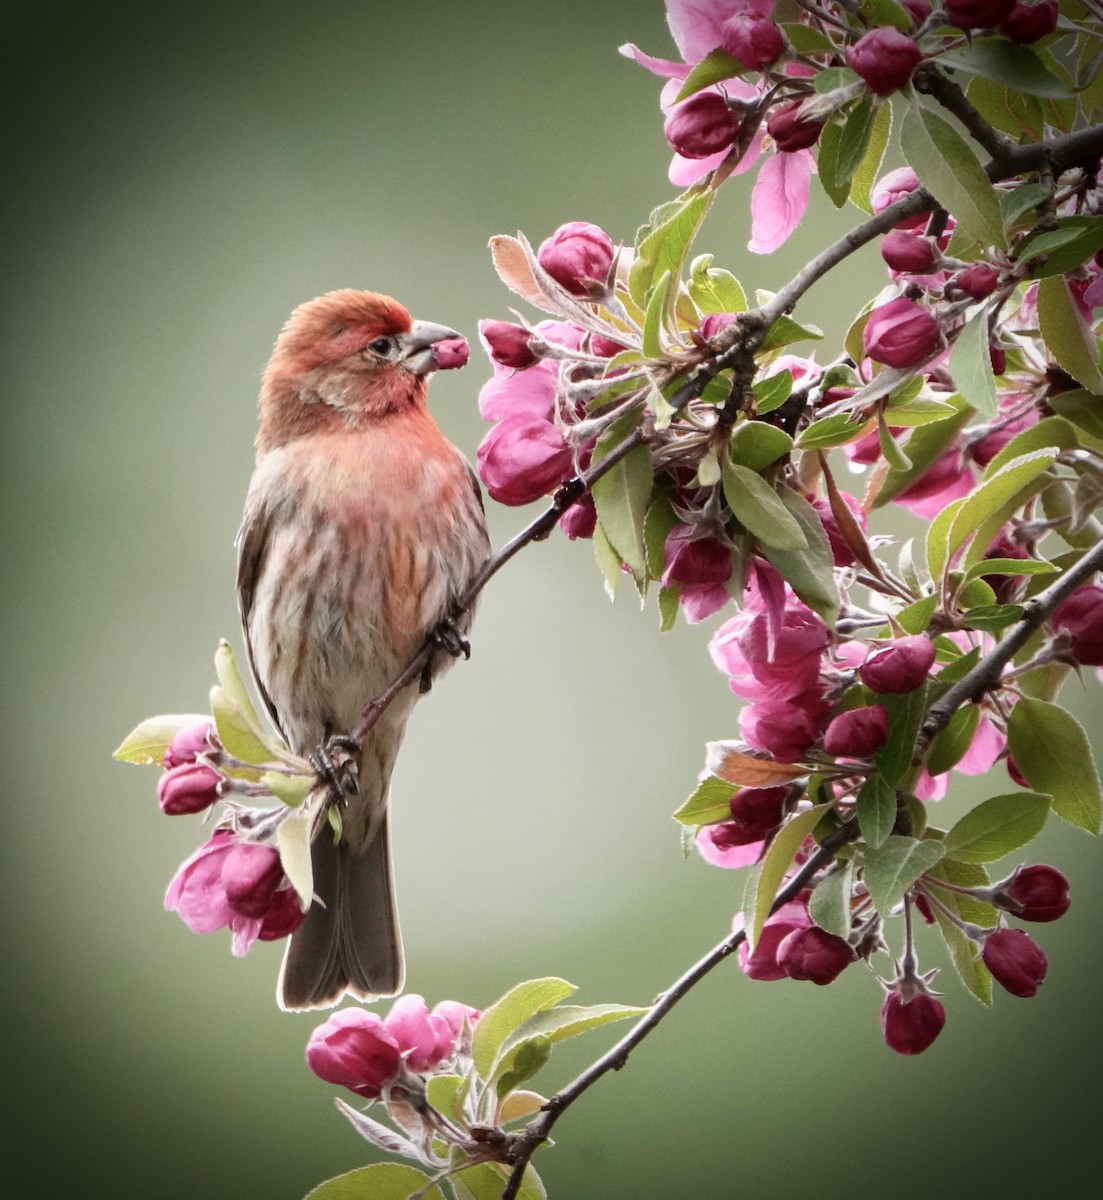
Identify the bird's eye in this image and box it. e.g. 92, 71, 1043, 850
367, 337, 394, 356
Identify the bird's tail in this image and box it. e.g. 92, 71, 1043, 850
277, 810, 404, 1011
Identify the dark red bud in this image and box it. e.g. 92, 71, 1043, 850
1051, 584, 1103, 666
1003, 864, 1071, 922
728, 785, 789, 839
999, 1, 1058, 42
944, 0, 1016, 28
480, 321, 539, 369
777, 926, 856, 985
664, 92, 742, 159
766, 100, 824, 152
955, 263, 1000, 300
983, 927, 1047, 997
157, 762, 221, 816
881, 990, 946, 1055
846, 27, 923, 96
721, 12, 786, 70
881, 230, 937, 274
823, 705, 890, 758
863, 297, 941, 368
859, 635, 936, 694
222, 843, 285, 919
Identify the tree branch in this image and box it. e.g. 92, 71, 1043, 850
498, 818, 861, 1199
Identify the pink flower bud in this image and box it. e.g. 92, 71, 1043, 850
661, 525, 733, 588
881, 989, 946, 1055
559, 492, 597, 540
663, 92, 742, 160
590, 333, 629, 358
163, 720, 215, 768
537, 221, 614, 297
777, 926, 856, 985
157, 762, 221, 816
476, 413, 573, 506
384, 994, 456, 1072
954, 263, 1000, 300
700, 312, 740, 341
430, 1000, 481, 1044
431, 337, 469, 371
1002, 864, 1071, 922
766, 100, 824, 152
728, 785, 789, 839
811, 492, 867, 567
846, 27, 922, 96
983, 928, 1047, 997
903, 0, 933, 22
944, 0, 1016, 28
480, 321, 539, 369
306, 1008, 402, 1099
863, 297, 941, 368
222, 842, 285, 919
989, 344, 1006, 375
823, 705, 890, 758
1000, 1, 1058, 42
721, 12, 786, 69
881, 230, 937, 274
859, 635, 936, 694
738, 900, 812, 981
1051, 583, 1103, 666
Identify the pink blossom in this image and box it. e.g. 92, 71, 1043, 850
668, 0, 776, 67
721, 10, 785, 69
741, 693, 829, 761
559, 492, 597, 540
480, 321, 539, 370
1051, 584, 1103, 666
871, 166, 926, 231
537, 222, 614, 297
777, 925, 856, 984
163, 719, 215, 768
306, 1009, 402, 1099
662, 524, 733, 622
846, 27, 922, 96
748, 148, 815, 254
164, 831, 304, 956
766, 100, 824, 152
476, 413, 574, 506
157, 762, 221, 816
863, 297, 941, 368
955, 714, 1006, 775
894, 440, 976, 521
738, 898, 812, 980
881, 231, 937, 275
384, 994, 457, 1072
1001, 865, 1070, 923
859, 635, 936, 694
664, 91, 742, 158
710, 600, 830, 702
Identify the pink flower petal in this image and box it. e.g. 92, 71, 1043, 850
748, 149, 814, 254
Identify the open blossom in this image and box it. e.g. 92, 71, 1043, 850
662, 523, 733, 622
164, 830, 304, 956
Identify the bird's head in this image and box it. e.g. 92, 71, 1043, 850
257, 289, 468, 450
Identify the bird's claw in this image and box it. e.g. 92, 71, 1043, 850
310, 736, 360, 800
431, 615, 471, 661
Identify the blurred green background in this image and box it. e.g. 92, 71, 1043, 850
3, 2, 1101, 1197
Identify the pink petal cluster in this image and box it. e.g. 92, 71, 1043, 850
164, 830, 304, 956
306, 995, 480, 1100
661, 523, 733, 622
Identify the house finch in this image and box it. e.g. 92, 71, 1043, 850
237, 289, 490, 1011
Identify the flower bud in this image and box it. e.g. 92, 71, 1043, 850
766, 100, 824, 152
944, 0, 1016, 28
777, 926, 856, 985
903, 0, 933, 22
881, 230, 937, 274
559, 492, 597, 540
476, 414, 573, 506
983, 928, 1047, 997
728, 785, 789, 839
700, 312, 740, 341
811, 492, 867, 566
537, 221, 615, 297
721, 12, 786, 70
859, 635, 936, 694
863, 297, 941, 368
1000, 1, 1058, 43
954, 263, 1000, 300
384, 994, 456, 1072
738, 900, 812, 981
480, 320, 539, 369
590, 333, 629, 358
989, 344, 1006, 375
163, 719, 215, 768
1002, 864, 1071, 922
846, 27, 922, 96
664, 92, 742, 160
431, 337, 469, 371
881, 989, 946, 1055
306, 1009, 402, 1099
1051, 583, 1103, 666
823, 705, 889, 758
157, 762, 221, 816
257, 886, 305, 941
222, 842, 285, 919
661, 525, 732, 588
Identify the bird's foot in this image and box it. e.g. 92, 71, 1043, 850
421, 615, 471, 693
310, 736, 360, 800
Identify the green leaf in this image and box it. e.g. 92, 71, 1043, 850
1047, 388, 1103, 442
926, 703, 982, 777
1018, 216, 1103, 278
948, 447, 1059, 566
503, 1003, 647, 1052
851, 100, 892, 214
642, 270, 672, 360
494, 1034, 552, 1098
631, 189, 714, 309
113, 713, 210, 766
856, 774, 897, 850
961, 603, 1025, 632
816, 119, 850, 210
592, 523, 622, 601
759, 315, 823, 352
938, 37, 1074, 99
899, 103, 1005, 250
276, 810, 314, 908
962, 558, 1056, 584
304, 1164, 444, 1200
757, 486, 839, 624
863, 836, 946, 919
1007, 698, 1103, 835
875, 685, 930, 789
944, 791, 1052, 863
876, 412, 912, 473
796, 412, 869, 450
453, 1163, 545, 1200
808, 861, 854, 939
675, 48, 745, 102
729, 420, 793, 471
592, 442, 653, 587
1037, 274, 1103, 392
983, 415, 1077, 477
722, 461, 807, 551
950, 308, 998, 418
750, 369, 792, 415
743, 804, 833, 950
834, 97, 878, 196
210, 686, 278, 770
688, 254, 747, 314
925, 858, 996, 1005
471, 978, 576, 1081
214, 639, 267, 733
897, 594, 938, 635
262, 769, 313, 808
673, 775, 737, 826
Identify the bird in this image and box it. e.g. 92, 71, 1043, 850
236, 289, 490, 1011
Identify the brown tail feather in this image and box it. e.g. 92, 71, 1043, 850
277, 812, 404, 1011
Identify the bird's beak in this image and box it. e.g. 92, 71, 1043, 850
400, 321, 470, 375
